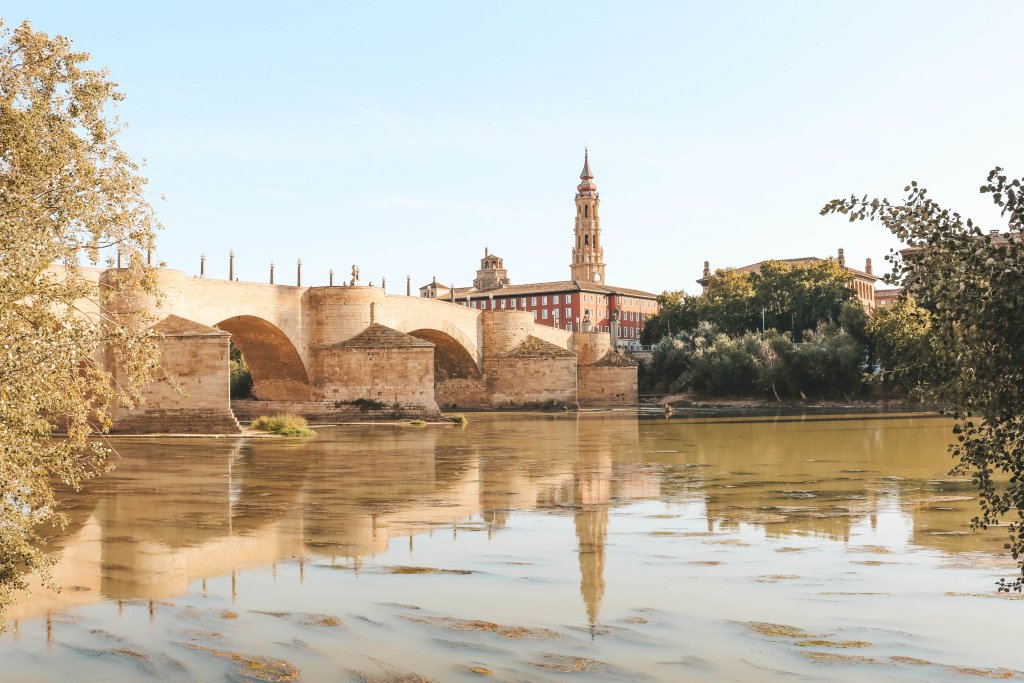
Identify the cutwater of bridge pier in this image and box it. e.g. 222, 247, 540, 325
98, 267, 637, 433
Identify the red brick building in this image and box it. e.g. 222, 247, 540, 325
420, 152, 659, 348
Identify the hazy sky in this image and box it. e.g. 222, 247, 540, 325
6, 2, 1022, 294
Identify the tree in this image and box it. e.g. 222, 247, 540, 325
701, 268, 758, 334
640, 290, 702, 345
750, 259, 855, 338
822, 169, 1024, 589
0, 21, 160, 617
867, 295, 931, 392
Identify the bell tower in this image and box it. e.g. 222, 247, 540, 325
570, 149, 606, 283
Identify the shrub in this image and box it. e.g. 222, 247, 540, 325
250, 413, 315, 437
641, 320, 868, 400
449, 414, 469, 426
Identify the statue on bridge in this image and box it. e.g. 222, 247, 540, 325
351, 265, 360, 286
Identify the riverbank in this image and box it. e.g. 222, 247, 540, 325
642, 391, 942, 414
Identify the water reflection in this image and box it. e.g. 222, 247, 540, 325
10, 413, 1024, 682
7, 413, 999, 629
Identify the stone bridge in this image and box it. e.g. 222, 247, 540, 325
96, 268, 636, 433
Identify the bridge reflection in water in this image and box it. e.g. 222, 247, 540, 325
7, 412, 1002, 634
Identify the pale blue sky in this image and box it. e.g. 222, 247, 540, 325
6, 2, 1022, 293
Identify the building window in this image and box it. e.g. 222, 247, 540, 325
553, 294, 559, 304
532, 310, 538, 320
566, 323, 572, 331
520, 297, 526, 307
565, 308, 571, 318
510, 299, 516, 308
565, 294, 571, 304
531, 296, 537, 306
584, 205, 589, 217
541, 295, 548, 305
542, 309, 548, 320
501, 299, 506, 309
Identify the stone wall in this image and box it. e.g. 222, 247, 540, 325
311, 323, 439, 413
110, 316, 241, 433
435, 378, 489, 409
578, 363, 638, 406
570, 331, 637, 406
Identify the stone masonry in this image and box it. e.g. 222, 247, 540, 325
90, 266, 637, 431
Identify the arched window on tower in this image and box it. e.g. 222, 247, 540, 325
584, 235, 589, 246
584, 205, 589, 218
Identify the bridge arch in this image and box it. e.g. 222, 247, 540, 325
215, 315, 310, 401
407, 328, 481, 381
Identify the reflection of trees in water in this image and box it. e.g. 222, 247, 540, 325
640, 415, 1004, 554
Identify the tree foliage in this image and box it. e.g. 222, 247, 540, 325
749, 259, 855, 339
643, 322, 864, 399
642, 260, 856, 345
822, 169, 1024, 589
0, 21, 160, 616
867, 295, 931, 392
640, 290, 701, 345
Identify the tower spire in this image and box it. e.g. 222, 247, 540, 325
580, 147, 592, 179
571, 151, 605, 283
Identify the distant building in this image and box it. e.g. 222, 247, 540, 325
881, 229, 1020, 309
697, 249, 881, 311
875, 288, 900, 308
420, 152, 659, 349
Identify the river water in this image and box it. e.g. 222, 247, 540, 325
3, 412, 1022, 681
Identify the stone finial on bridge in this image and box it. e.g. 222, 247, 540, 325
297, 258, 303, 287
382, 276, 386, 292
329, 268, 334, 286
351, 265, 360, 286
229, 250, 235, 281
200, 253, 206, 278
270, 261, 275, 284
407, 274, 411, 296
